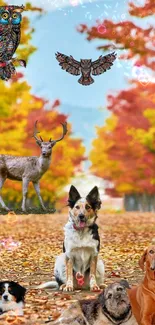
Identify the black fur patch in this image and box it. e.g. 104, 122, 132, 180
80, 299, 100, 325
89, 223, 100, 251
55, 275, 64, 287
68, 185, 81, 208
86, 186, 101, 211
63, 241, 66, 253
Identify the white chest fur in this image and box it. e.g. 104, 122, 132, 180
0, 301, 24, 316
64, 222, 99, 274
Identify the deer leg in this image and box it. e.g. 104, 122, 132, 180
33, 182, 46, 211
22, 177, 29, 212
0, 177, 10, 211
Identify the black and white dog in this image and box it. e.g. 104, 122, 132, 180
38, 185, 104, 291
0, 281, 26, 316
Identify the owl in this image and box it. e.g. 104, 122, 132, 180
0, 5, 26, 81
55, 51, 117, 86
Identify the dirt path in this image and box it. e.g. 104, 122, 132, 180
0, 211, 154, 324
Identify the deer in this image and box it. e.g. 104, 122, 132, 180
0, 121, 68, 212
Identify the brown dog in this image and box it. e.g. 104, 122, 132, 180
128, 245, 155, 325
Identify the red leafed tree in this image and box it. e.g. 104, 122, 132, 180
79, 0, 155, 211
78, 0, 155, 70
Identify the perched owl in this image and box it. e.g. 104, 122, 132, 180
55, 51, 117, 86
0, 5, 26, 81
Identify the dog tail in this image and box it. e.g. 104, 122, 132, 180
36, 281, 59, 289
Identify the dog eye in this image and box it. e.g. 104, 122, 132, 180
85, 205, 91, 210
108, 293, 112, 299
149, 250, 154, 254
75, 205, 80, 209
117, 287, 123, 291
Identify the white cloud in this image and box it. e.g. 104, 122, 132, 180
7, 0, 98, 11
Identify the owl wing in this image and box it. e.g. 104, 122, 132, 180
11, 28, 21, 55
91, 52, 117, 75
55, 52, 81, 76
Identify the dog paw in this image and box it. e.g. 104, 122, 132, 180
90, 275, 101, 292
90, 283, 100, 292
60, 281, 73, 292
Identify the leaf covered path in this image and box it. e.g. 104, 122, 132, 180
0, 211, 154, 324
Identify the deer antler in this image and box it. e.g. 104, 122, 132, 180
33, 120, 43, 143
49, 122, 68, 143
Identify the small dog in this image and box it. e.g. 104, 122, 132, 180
0, 281, 26, 316
50, 281, 137, 325
38, 185, 104, 291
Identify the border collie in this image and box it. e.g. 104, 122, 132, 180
38, 185, 104, 291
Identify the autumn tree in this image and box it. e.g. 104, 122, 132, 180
0, 2, 85, 209
78, 0, 155, 211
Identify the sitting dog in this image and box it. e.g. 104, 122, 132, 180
0, 281, 26, 316
38, 185, 104, 291
49, 280, 137, 325
128, 245, 155, 325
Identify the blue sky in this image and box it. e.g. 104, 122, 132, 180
6, 0, 148, 155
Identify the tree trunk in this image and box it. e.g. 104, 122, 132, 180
140, 193, 151, 212
124, 193, 153, 211
124, 194, 139, 211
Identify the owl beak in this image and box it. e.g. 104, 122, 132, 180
8, 17, 12, 25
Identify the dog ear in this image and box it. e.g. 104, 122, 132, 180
139, 249, 147, 271
10, 282, 26, 302
119, 279, 131, 289
0, 282, 3, 294
86, 186, 101, 210
68, 185, 81, 208
98, 290, 105, 308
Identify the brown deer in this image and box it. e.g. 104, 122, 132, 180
0, 121, 67, 212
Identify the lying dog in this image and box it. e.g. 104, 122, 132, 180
0, 281, 26, 316
49, 280, 137, 325
128, 245, 155, 325
38, 185, 104, 291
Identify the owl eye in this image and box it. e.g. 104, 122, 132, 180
1, 12, 9, 20
11, 12, 22, 25
12, 13, 18, 19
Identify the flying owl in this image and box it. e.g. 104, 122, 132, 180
0, 5, 26, 81
55, 51, 117, 86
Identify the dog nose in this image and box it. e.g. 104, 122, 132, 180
3, 295, 8, 301
42, 152, 46, 156
79, 214, 85, 221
